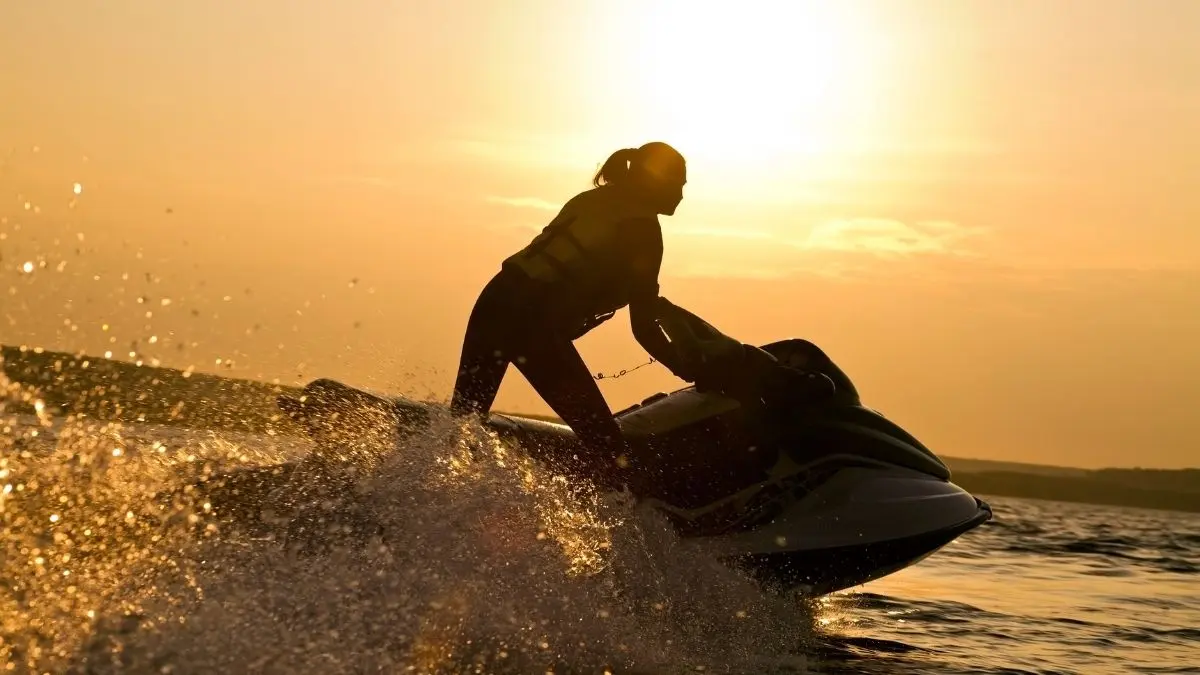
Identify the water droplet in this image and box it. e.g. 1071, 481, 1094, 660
21, 261, 33, 273
73, 182, 83, 195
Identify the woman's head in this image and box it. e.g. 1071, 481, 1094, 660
592, 141, 687, 215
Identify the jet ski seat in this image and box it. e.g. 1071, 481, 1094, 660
759, 338, 861, 407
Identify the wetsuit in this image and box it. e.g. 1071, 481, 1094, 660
450, 185, 682, 484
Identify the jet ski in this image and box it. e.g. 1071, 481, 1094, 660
174, 312, 992, 598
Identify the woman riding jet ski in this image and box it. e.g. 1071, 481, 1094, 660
449, 141, 835, 488
191, 249, 992, 597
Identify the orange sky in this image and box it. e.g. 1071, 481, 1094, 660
2, 1, 1198, 469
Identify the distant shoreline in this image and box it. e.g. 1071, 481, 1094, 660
4, 344, 1197, 514
947, 471, 1199, 515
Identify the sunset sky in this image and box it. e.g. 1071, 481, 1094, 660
2, 0, 1198, 469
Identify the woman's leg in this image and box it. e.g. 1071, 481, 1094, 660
513, 334, 631, 485
450, 274, 519, 417
450, 336, 509, 418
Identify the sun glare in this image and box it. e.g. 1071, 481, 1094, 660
622, 1, 880, 178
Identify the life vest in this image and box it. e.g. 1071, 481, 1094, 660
503, 185, 660, 323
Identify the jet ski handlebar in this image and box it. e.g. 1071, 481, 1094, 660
654, 298, 839, 408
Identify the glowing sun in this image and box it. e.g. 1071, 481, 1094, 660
626, 1, 880, 170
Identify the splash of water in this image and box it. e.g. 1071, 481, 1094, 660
1, 382, 823, 673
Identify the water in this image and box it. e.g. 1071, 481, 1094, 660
1, 411, 1197, 674
819, 499, 1200, 674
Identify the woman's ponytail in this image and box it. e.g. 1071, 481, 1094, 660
592, 147, 639, 187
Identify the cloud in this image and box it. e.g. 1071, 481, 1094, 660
319, 175, 397, 188
666, 262, 795, 281
799, 218, 985, 257
484, 195, 561, 211
671, 225, 777, 241
668, 218, 984, 258
662, 217, 990, 283
446, 135, 602, 170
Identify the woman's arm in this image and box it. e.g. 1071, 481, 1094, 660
630, 296, 693, 381
622, 221, 695, 381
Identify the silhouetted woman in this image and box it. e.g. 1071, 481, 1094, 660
450, 141, 695, 485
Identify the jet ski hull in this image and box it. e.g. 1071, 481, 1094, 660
732, 496, 992, 596
179, 338, 994, 597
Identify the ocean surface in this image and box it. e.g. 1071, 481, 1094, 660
1, 412, 1197, 674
